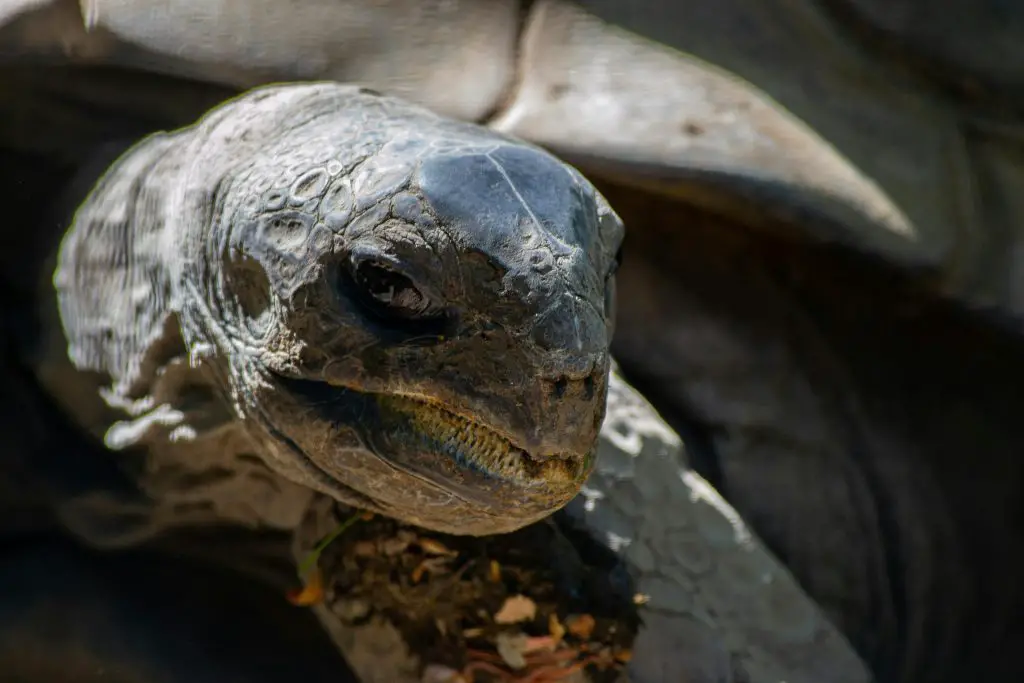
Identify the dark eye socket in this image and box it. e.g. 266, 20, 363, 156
351, 258, 436, 320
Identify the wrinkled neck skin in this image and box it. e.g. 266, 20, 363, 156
43, 83, 624, 545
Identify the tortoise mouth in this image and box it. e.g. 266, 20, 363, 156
375, 393, 586, 484
273, 374, 590, 487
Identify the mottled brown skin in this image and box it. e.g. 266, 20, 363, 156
51, 83, 623, 537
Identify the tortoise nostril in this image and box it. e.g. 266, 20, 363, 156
545, 372, 603, 401
583, 374, 596, 400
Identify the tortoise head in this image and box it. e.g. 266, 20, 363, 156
56, 84, 624, 535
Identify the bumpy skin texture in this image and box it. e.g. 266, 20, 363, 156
53, 83, 623, 538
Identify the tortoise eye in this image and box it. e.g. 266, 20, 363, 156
351, 258, 437, 320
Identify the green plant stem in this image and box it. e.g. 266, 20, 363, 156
297, 510, 364, 578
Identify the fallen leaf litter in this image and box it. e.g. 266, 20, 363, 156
291, 506, 641, 683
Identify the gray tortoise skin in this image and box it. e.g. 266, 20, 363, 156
53, 83, 621, 539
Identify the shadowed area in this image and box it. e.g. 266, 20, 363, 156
596, 175, 1024, 683
0, 536, 357, 683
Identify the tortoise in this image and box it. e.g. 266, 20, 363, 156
2, 1, 1024, 682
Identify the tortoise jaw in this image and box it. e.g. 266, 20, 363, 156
373, 393, 586, 486
272, 373, 590, 489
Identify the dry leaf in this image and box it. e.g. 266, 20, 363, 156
381, 536, 413, 556
286, 567, 325, 606
522, 635, 558, 654
493, 594, 537, 624
418, 538, 457, 556
565, 614, 596, 639
548, 613, 566, 643
488, 560, 502, 582
411, 557, 451, 584
495, 631, 529, 669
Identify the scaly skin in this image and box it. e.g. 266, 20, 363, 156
51, 83, 623, 537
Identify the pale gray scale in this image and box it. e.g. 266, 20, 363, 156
262, 256, 312, 302
288, 168, 330, 207
319, 178, 354, 233
323, 151, 369, 180
327, 123, 365, 146
308, 224, 334, 257
246, 173, 278, 203
258, 211, 316, 254
296, 198, 322, 215
427, 138, 478, 156
228, 167, 258, 203
276, 169, 299, 192
262, 189, 287, 212
390, 191, 435, 229
350, 164, 413, 215
228, 213, 316, 302
380, 136, 429, 159
345, 142, 382, 168
342, 202, 392, 243
283, 155, 324, 184
270, 156, 316, 193
239, 189, 264, 215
